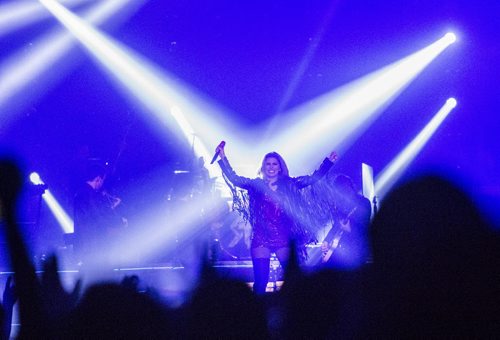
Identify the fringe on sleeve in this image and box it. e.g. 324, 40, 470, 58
222, 172, 251, 224
286, 174, 337, 260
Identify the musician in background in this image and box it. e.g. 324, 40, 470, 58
73, 164, 125, 266
321, 174, 371, 269
192, 156, 211, 198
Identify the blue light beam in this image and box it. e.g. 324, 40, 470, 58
0, 0, 142, 124
39, 0, 240, 182
265, 33, 457, 172
29, 172, 74, 233
374, 98, 457, 199
0, 0, 92, 38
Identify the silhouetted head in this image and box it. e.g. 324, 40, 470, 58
333, 174, 356, 195
370, 175, 494, 269
68, 283, 172, 339
367, 174, 500, 336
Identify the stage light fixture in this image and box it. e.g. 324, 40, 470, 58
362, 163, 376, 216
29, 172, 42, 185
29, 172, 73, 233
444, 32, 457, 44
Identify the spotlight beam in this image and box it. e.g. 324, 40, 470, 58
39, 0, 241, 182
85, 193, 210, 269
39, 0, 208, 153
264, 33, 457, 172
374, 98, 457, 199
29, 172, 73, 233
26, 2, 458, 188
0, 0, 142, 124
263, 1, 340, 141
0, 0, 94, 38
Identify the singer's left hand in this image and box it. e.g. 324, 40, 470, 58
328, 151, 338, 162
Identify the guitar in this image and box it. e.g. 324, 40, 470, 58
321, 207, 357, 263
321, 228, 344, 263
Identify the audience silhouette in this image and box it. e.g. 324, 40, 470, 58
364, 175, 500, 337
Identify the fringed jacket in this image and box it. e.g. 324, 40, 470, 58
218, 157, 334, 258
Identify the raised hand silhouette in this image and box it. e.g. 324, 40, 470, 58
1, 276, 18, 339
1, 159, 49, 337
40, 255, 82, 323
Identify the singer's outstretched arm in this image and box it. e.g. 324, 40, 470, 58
217, 143, 256, 190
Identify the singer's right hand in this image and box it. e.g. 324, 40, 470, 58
216, 142, 226, 159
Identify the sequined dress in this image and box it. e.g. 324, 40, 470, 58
218, 157, 334, 251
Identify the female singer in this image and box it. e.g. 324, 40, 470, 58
216, 142, 337, 294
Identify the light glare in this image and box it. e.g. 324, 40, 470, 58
444, 32, 457, 44
29, 172, 42, 185
446, 97, 457, 108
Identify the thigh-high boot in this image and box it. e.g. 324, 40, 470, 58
252, 258, 270, 294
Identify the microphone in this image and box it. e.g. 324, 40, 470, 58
210, 141, 226, 164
